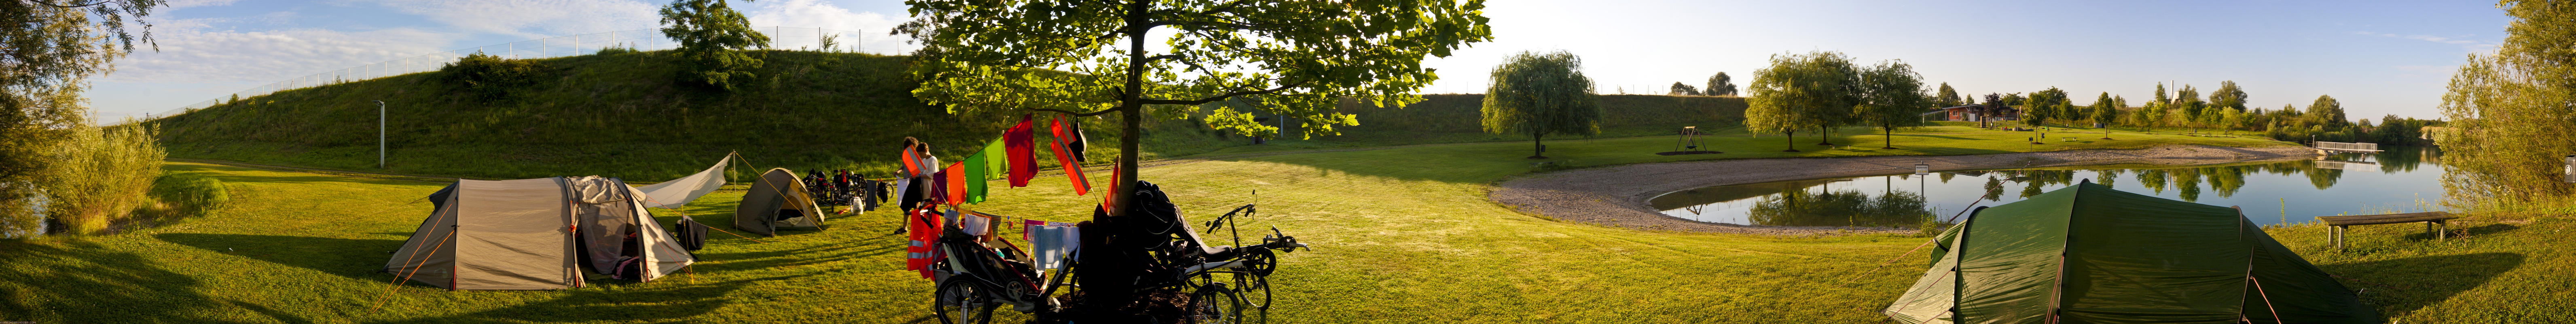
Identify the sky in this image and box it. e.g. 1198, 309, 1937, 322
86, 0, 2509, 123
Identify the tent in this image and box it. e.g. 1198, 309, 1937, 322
734, 168, 828, 236
383, 177, 696, 290
635, 153, 731, 209
1885, 181, 2377, 324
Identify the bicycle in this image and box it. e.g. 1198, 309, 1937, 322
1159, 204, 1308, 324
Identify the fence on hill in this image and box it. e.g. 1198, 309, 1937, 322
140, 27, 903, 123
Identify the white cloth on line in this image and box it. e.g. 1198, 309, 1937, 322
635, 154, 730, 209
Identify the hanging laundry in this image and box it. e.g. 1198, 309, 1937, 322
942, 162, 968, 206
964, 151, 990, 204
1066, 118, 1090, 163
904, 210, 945, 279
961, 211, 990, 237
982, 139, 1008, 181
1005, 115, 1039, 187
1050, 115, 1092, 195
1021, 220, 1082, 270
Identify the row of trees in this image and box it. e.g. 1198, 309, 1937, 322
1954, 79, 2443, 145
1741, 51, 1930, 151
1667, 72, 1740, 96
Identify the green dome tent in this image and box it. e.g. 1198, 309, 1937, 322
1885, 181, 2377, 324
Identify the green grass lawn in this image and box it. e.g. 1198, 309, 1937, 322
3, 126, 2561, 323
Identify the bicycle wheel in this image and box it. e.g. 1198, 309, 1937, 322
933, 277, 997, 324
1234, 274, 1272, 323
1188, 284, 1247, 324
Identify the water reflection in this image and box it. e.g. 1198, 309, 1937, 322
1649, 146, 2443, 227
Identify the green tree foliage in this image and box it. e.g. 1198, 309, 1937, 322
1705, 72, 1738, 96
439, 52, 553, 102
2436, 0, 2576, 212
898, 0, 1492, 215
1668, 82, 1701, 96
2306, 94, 2347, 130
2021, 90, 2057, 130
1936, 82, 1960, 107
2089, 92, 2118, 128
1980, 176, 2004, 201
1745, 51, 1858, 151
659, 0, 770, 91
2210, 80, 2248, 112
1854, 59, 1928, 149
2172, 85, 2206, 131
1483, 51, 1600, 158
2, 0, 165, 236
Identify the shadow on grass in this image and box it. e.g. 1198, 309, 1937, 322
157, 233, 405, 281
0, 241, 307, 323
362, 275, 794, 324
2404, 223, 2517, 241
2320, 252, 2524, 317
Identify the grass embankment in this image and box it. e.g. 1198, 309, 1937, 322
141, 51, 1748, 181
42, 126, 2568, 324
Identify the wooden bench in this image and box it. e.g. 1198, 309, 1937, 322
2316, 211, 2459, 252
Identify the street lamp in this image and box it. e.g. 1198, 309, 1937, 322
373, 100, 386, 169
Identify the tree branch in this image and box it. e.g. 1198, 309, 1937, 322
1034, 107, 1126, 117
30, 0, 113, 8
1139, 83, 1303, 105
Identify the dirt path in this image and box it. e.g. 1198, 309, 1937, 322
1488, 145, 2324, 236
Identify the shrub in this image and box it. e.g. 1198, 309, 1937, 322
597, 45, 639, 55
441, 52, 554, 101
147, 173, 228, 221
42, 123, 166, 235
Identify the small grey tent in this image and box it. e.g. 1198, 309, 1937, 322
384, 177, 696, 290
734, 168, 827, 236
1885, 181, 2376, 324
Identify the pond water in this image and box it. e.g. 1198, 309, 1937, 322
1647, 146, 2444, 228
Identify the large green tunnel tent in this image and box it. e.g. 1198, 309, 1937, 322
1886, 181, 2377, 324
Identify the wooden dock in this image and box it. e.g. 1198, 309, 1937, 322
2314, 141, 2383, 153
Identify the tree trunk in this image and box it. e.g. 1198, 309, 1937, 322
1882, 126, 1895, 149
1816, 125, 1833, 146
1782, 131, 1800, 152
1529, 132, 1545, 159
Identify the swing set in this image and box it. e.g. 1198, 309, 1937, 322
1656, 126, 1722, 156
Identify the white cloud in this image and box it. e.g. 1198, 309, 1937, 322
373, 0, 662, 38
2354, 31, 2494, 51
103, 18, 459, 84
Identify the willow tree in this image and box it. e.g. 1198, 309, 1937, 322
2436, 0, 2575, 212
1482, 50, 1599, 159
1745, 51, 1857, 152
1853, 60, 1928, 149
897, 0, 1491, 310
3, 0, 164, 235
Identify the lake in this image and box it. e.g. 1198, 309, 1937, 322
1647, 146, 2444, 227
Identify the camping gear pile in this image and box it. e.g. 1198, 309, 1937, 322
801, 169, 887, 211
1885, 181, 2378, 324
382, 176, 701, 290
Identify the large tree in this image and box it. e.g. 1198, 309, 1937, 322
658, 0, 770, 91
2307, 94, 2347, 130
2022, 88, 2058, 132
2090, 92, 2118, 138
1745, 51, 1858, 152
1706, 72, 1738, 96
1854, 60, 1929, 149
1484, 51, 1600, 159
1667, 81, 1700, 96
1935, 82, 1960, 107
2210, 80, 2248, 112
2, 0, 165, 235
897, 0, 1490, 312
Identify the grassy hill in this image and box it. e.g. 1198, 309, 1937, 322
146, 50, 1749, 181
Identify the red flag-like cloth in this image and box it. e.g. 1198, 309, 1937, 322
1006, 115, 1038, 187
1050, 115, 1091, 196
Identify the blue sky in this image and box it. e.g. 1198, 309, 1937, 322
89, 0, 2506, 123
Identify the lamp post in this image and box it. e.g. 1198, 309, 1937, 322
373, 100, 386, 169
2563, 155, 2574, 183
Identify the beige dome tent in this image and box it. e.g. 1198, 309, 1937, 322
734, 168, 827, 236
383, 177, 696, 290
